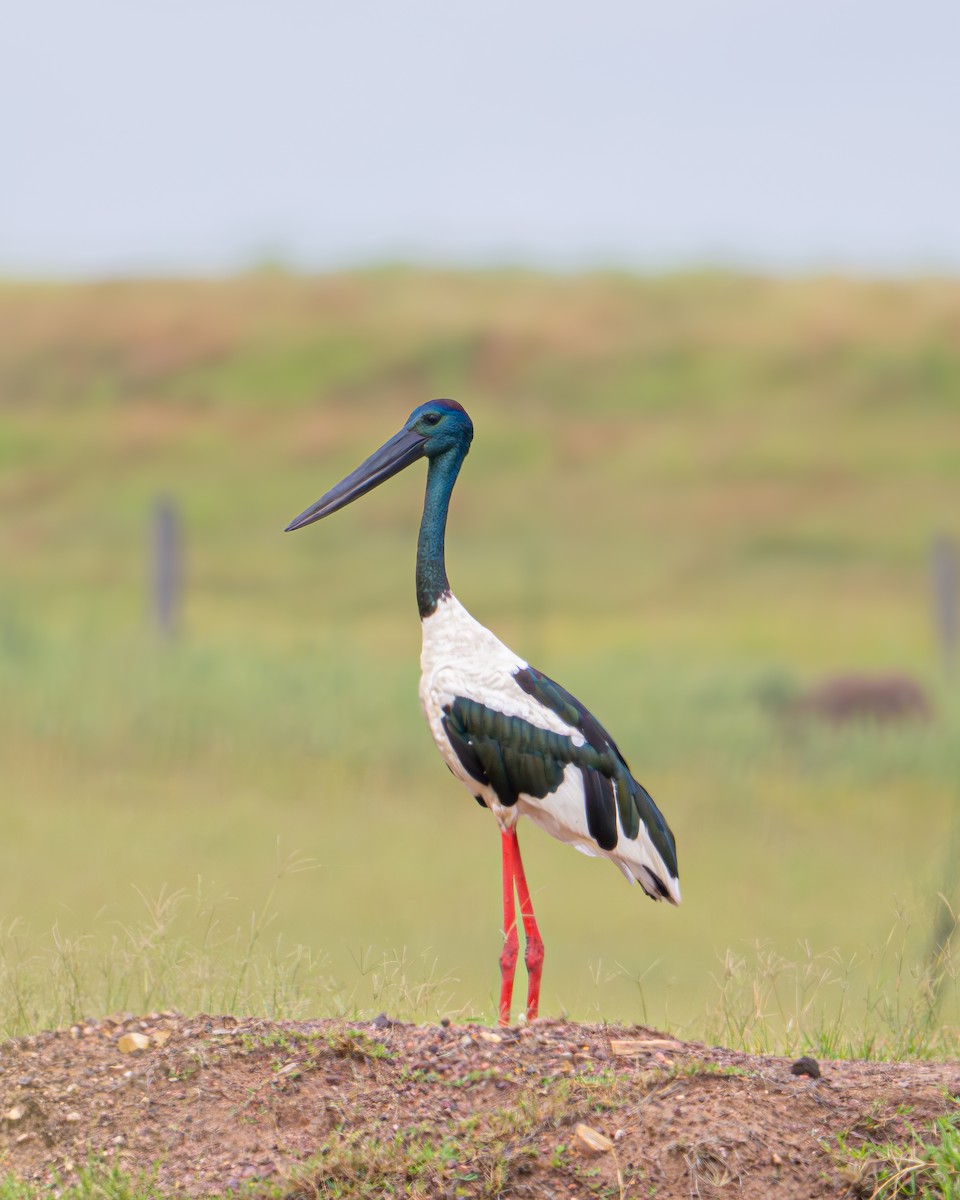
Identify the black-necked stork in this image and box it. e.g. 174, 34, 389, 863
286, 399, 680, 1025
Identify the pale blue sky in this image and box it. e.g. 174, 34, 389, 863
1, 0, 957, 276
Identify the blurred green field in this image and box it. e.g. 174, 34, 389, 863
1, 270, 958, 1050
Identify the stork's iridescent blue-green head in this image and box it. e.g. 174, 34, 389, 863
285, 399, 474, 617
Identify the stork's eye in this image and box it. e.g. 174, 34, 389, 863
423, 412, 442, 426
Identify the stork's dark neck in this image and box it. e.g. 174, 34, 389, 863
417, 447, 466, 619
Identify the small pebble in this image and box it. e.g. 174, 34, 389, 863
790, 1056, 821, 1079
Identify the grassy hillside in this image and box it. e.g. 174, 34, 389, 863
1, 270, 958, 1050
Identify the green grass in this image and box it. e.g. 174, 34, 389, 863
832, 1101, 960, 1198
1, 270, 959, 1048
0, 1163, 168, 1200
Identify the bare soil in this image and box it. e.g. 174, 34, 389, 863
1, 1012, 957, 1198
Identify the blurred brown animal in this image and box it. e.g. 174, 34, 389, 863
784, 674, 933, 725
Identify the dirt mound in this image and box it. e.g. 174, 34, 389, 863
1, 1013, 957, 1197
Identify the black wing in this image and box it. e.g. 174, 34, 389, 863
440, 664, 678, 885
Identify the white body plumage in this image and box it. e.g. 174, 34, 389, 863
419, 593, 681, 904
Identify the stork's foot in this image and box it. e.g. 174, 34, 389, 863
498, 934, 543, 1025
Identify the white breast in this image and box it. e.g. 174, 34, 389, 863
419, 593, 585, 817
420, 593, 582, 734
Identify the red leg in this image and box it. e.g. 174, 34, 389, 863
511, 829, 544, 1021
498, 830, 519, 1026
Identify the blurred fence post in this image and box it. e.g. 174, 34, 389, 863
151, 495, 181, 638
931, 534, 957, 682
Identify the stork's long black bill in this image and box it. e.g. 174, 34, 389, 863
285, 426, 428, 532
